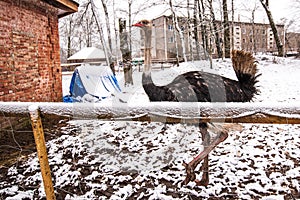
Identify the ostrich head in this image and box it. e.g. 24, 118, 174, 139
132, 19, 152, 30
132, 20, 153, 72
132, 20, 152, 48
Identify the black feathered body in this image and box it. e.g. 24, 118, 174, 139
142, 70, 259, 103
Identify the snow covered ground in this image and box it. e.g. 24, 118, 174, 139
1, 55, 300, 199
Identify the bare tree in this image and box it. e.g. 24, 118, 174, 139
193, 0, 201, 60
128, 0, 132, 53
208, 0, 222, 58
112, 0, 120, 62
231, 0, 234, 51
100, 0, 115, 74
251, 3, 259, 53
198, 0, 209, 59
223, 0, 231, 58
259, 0, 284, 56
170, 16, 180, 66
59, 4, 99, 62
119, 19, 133, 86
169, 0, 187, 63
186, 0, 194, 61
100, 0, 112, 51
63, 15, 77, 58
79, 4, 97, 48
89, 0, 111, 66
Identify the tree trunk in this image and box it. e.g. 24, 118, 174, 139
67, 20, 72, 58
101, 0, 112, 51
171, 16, 180, 66
170, 0, 187, 62
90, 0, 110, 67
198, 0, 208, 59
193, 0, 201, 60
251, 9, 257, 53
113, 0, 120, 64
101, 0, 115, 74
208, 0, 222, 58
119, 19, 133, 86
128, 0, 132, 53
231, 0, 234, 51
187, 0, 194, 61
259, 0, 284, 56
223, 0, 231, 58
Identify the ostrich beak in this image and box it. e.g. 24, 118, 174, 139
132, 22, 143, 27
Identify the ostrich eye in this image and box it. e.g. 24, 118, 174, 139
142, 20, 148, 25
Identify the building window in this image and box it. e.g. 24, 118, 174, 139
169, 37, 174, 43
168, 24, 173, 30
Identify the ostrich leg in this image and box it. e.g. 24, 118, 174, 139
196, 123, 210, 186
183, 124, 228, 185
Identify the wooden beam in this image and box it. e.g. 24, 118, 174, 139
45, 0, 79, 18
54, 0, 78, 12
125, 112, 300, 124
29, 106, 56, 200
1, 102, 300, 124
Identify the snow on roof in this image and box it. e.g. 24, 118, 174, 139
68, 47, 106, 60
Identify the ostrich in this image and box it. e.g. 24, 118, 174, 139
132, 20, 260, 186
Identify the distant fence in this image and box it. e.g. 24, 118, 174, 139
1, 101, 300, 200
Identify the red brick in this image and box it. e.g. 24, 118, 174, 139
0, 0, 62, 102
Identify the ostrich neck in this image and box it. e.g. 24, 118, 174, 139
144, 28, 152, 73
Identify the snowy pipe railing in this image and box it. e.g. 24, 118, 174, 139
1, 101, 300, 124
2, 101, 300, 200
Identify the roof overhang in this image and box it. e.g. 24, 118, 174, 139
43, 0, 79, 18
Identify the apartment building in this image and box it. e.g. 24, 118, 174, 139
231, 21, 285, 53
144, 15, 296, 61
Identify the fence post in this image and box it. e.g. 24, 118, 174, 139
29, 105, 56, 200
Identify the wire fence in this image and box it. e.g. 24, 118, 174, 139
0, 102, 300, 199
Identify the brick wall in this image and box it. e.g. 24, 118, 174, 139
0, 0, 62, 102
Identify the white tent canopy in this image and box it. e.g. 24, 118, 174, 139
63, 64, 121, 102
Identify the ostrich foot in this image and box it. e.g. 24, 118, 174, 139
182, 161, 196, 185
182, 160, 209, 186
195, 177, 209, 186
182, 129, 228, 185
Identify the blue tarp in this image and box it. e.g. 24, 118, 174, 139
63, 64, 121, 102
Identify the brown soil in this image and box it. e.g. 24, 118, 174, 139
0, 116, 68, 167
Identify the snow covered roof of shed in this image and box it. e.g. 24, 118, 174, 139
68, 47, 106, 61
